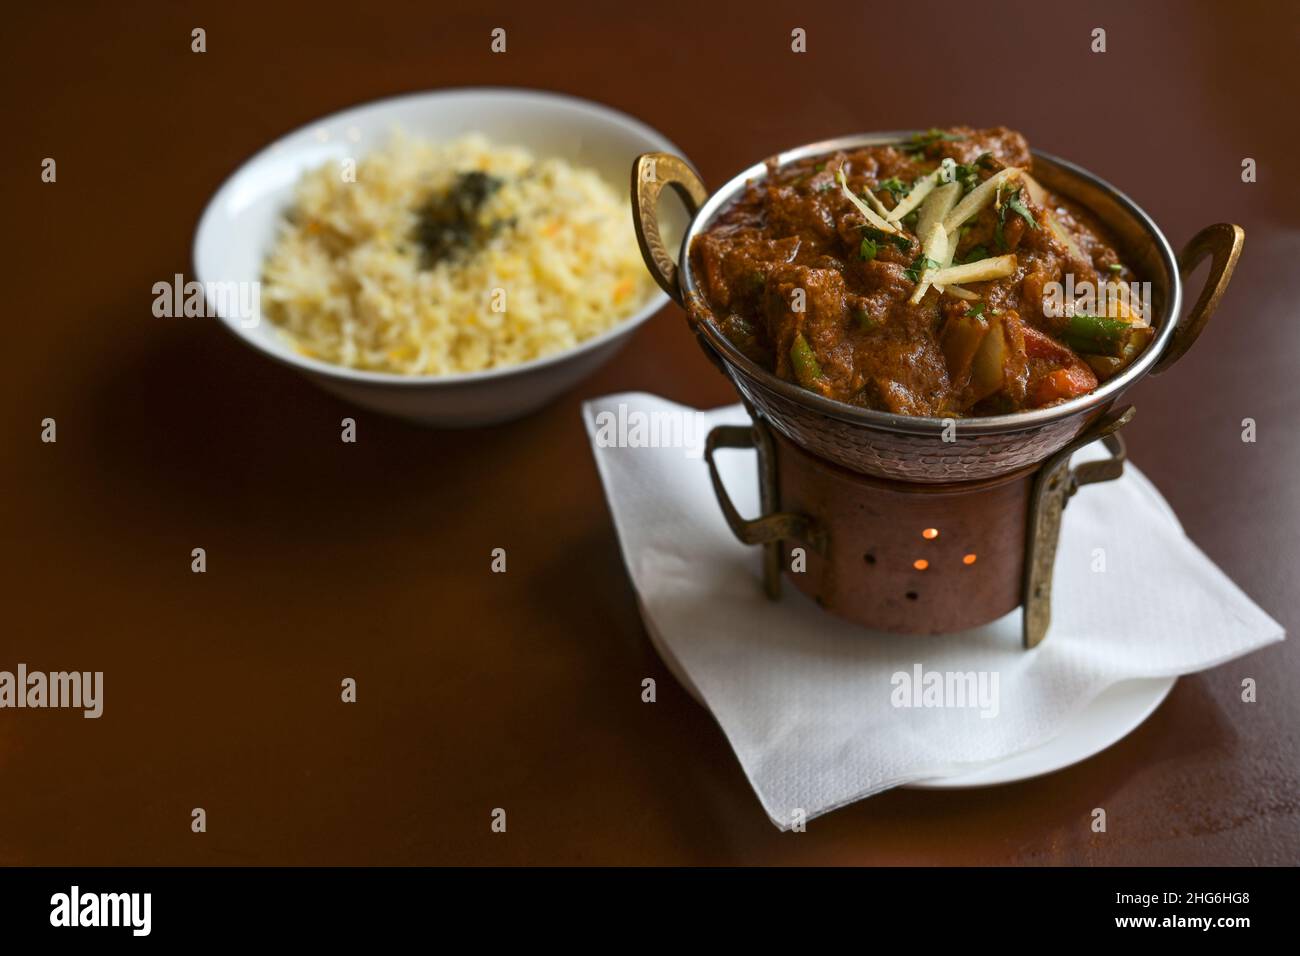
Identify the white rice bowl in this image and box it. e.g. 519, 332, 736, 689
261, 132, 652, 375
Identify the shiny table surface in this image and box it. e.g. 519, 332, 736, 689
1, 0, 1296, 864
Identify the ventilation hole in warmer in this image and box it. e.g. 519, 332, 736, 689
863, 552, 877, 565
814, 594, 826, 608
906, 591, 919, 601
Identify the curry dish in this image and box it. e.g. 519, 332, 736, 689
688, 127, 1153, 417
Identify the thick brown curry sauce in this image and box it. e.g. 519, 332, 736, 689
688, 127, 1151, 417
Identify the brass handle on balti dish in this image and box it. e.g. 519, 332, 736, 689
631, 153, 708, 304
1152, 223, 1245, 375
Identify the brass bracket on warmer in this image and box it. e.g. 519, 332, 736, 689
1022, 405, 1135, 649
702, 419, 827, 599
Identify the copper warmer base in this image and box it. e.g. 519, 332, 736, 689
704, 406, 1134, 647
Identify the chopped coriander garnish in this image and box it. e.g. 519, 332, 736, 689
902, 210, 920, 228
965, 302, 986, 317
877, 177, 908, 201
1006, 188, 1038, 229
961, 245, 989, 264
902, 128, 966, 154
859, 237, 878, 261
904, 255, 940, 283
947, 160, 982, 194
861, 226, 913, 252
413, 170, 504, 267
992, 184, 1035, 250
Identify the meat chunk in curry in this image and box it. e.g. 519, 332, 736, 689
688, 126, 1154, 417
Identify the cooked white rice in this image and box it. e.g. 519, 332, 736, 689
261, 133, 652, 375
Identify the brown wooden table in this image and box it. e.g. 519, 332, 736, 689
2, 0, 1296, 865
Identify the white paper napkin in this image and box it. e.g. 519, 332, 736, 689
583, 392, 1285, 828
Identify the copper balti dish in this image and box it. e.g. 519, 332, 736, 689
631, 133, 1244, 646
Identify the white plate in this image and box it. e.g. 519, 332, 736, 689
909, 675, 1175, 788
638, 446, 1185, 791
193, 88, 687, 426
642, 606, 1176, 791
